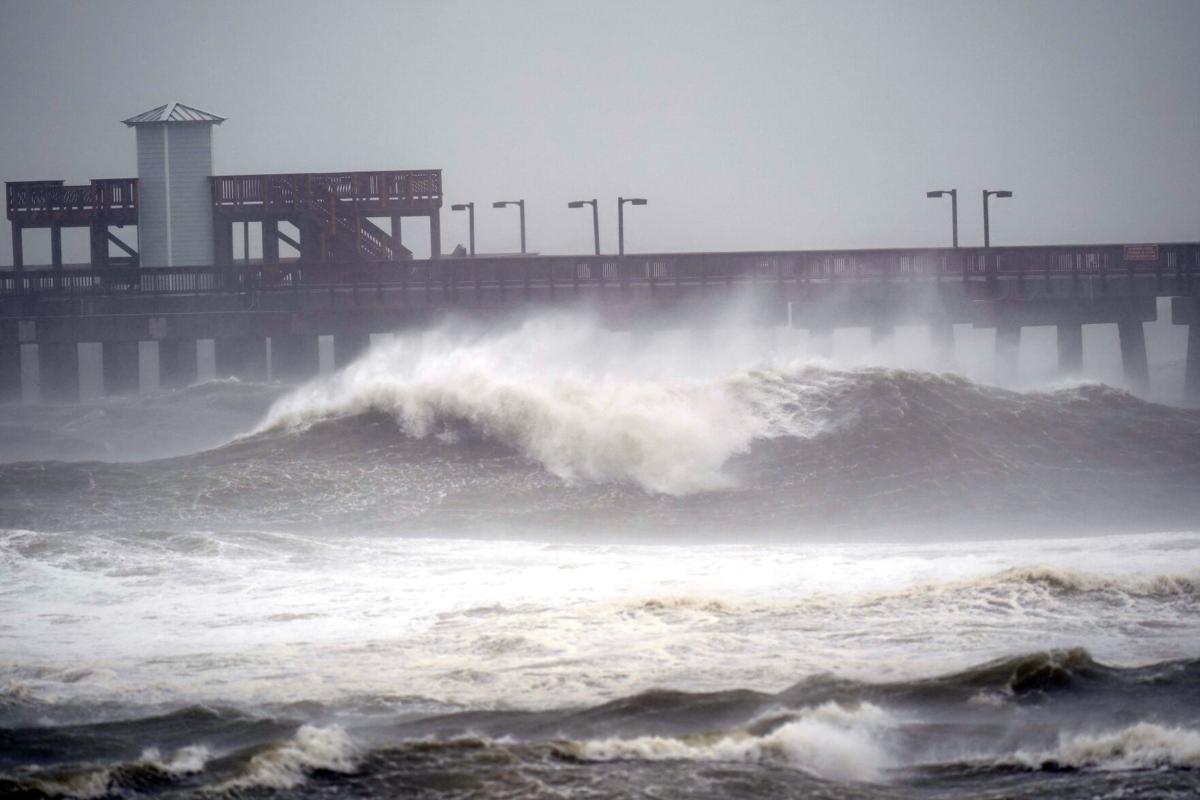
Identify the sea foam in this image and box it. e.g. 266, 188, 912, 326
259, 315, 826, 494
575, 701, 895, 782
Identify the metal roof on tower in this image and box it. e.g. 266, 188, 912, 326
122, 102, 226, 126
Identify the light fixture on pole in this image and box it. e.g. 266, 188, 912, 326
567, 199, 600, 255
617, 197, 647, 256
982, 190, 1013, 248
925, 189, 958, 248
449, 202, 475, 255
492, 200, 526, 253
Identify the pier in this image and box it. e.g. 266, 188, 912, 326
2, 242, 1198, 403
2, 103, 1198, 404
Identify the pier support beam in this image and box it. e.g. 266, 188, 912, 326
11, 222, 23, 271
0, 344, 20, 403
214, 219, 234, 266
930, 323, 954, 369
215, 337, 267, 381
429, 209, 441, 259
333, 329, 372, 370
50, 224, 63, 269
271, 335, 320, 383
1118, 320, 1149, 394
994, 323, 1021, 384
103, 340, 141, 396
1057, 323, 1083, 375
159, 339, 198, 388
262, 220, 280, 264
1186, 324, 1200, 405
38, 342, 79, 402
89, 223, 109, 268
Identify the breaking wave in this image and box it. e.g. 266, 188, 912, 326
572, 701, 895, 783
217, 724, 357, 791
250, 314, 1200, 502
258, 317, 827, 495
1010, 722, 1200, 771
2, 314, 1198, 536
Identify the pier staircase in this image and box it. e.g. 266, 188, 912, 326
298, 181, 411, 263
284, 176, 412, 263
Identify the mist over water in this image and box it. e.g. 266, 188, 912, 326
3, 310, 1200, 799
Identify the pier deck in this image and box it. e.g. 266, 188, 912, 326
1, 241, 1197, 404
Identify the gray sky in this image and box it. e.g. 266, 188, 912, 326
2, 0, 1197, 263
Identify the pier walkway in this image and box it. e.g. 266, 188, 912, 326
1, 241, 1198, 404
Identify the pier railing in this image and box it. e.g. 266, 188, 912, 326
6, 178, 138, 221
1, 243, 1196, 297
209, 170, 442, 212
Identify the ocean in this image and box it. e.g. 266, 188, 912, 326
2, 313, 1199, 799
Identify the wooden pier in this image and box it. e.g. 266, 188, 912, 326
8, 168, 443, 271
1, 241, 1198, 404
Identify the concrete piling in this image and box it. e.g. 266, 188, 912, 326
1056, 323, 1083, 375
103, 340, 141, 396
1117, 321, 1149, 394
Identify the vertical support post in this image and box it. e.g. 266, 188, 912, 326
1057, 323, 1083, 375
214, 217, 234, 266
982, 189, 990, 248
1117, 320, 1149, 395
391, 215, 403, 252
270, 334, 320, 383
0, 344, 20, 403
429, 209, 441, 259
50, 224, 63, 269
159, 339, 199, 388
618, 199, 625, 257
950, 190, 958, 249
262, 219, 280, 264
467, 205, 475, 256
994, 322, 1021, 385
298, 220, 314, 263
38, 342, 80, 402
11, 222, 23, 271
591, 201, 600, 255
1186, 323, 1200, 405
102, 340, 141, 396
89, 223, 109, 268
215, 337, 267, 381
518, 200, 526, 254
930, 323, 955, 369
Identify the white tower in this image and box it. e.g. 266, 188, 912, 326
122, 102, 225, 267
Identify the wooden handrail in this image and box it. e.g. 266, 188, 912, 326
209, 169, 442, 207
2, 243, 1195, 297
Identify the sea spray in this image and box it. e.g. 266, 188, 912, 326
258, 315, 827, 494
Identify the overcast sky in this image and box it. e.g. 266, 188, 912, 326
2, 0, 1197, 263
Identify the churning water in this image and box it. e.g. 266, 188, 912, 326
2, 313, 1199, 799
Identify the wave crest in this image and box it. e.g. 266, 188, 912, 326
1006, 723, 1200, 771
218, 724, 356, 791
258, 317, 824, 495
571, 701, 895, 783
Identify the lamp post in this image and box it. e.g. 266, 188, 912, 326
982, 190, 1013, 248
617, 197, 647, 256
925, 189, 958, 248
492, 200, 525, 253
450, 202, 475, 255
567, 199, 600, 255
